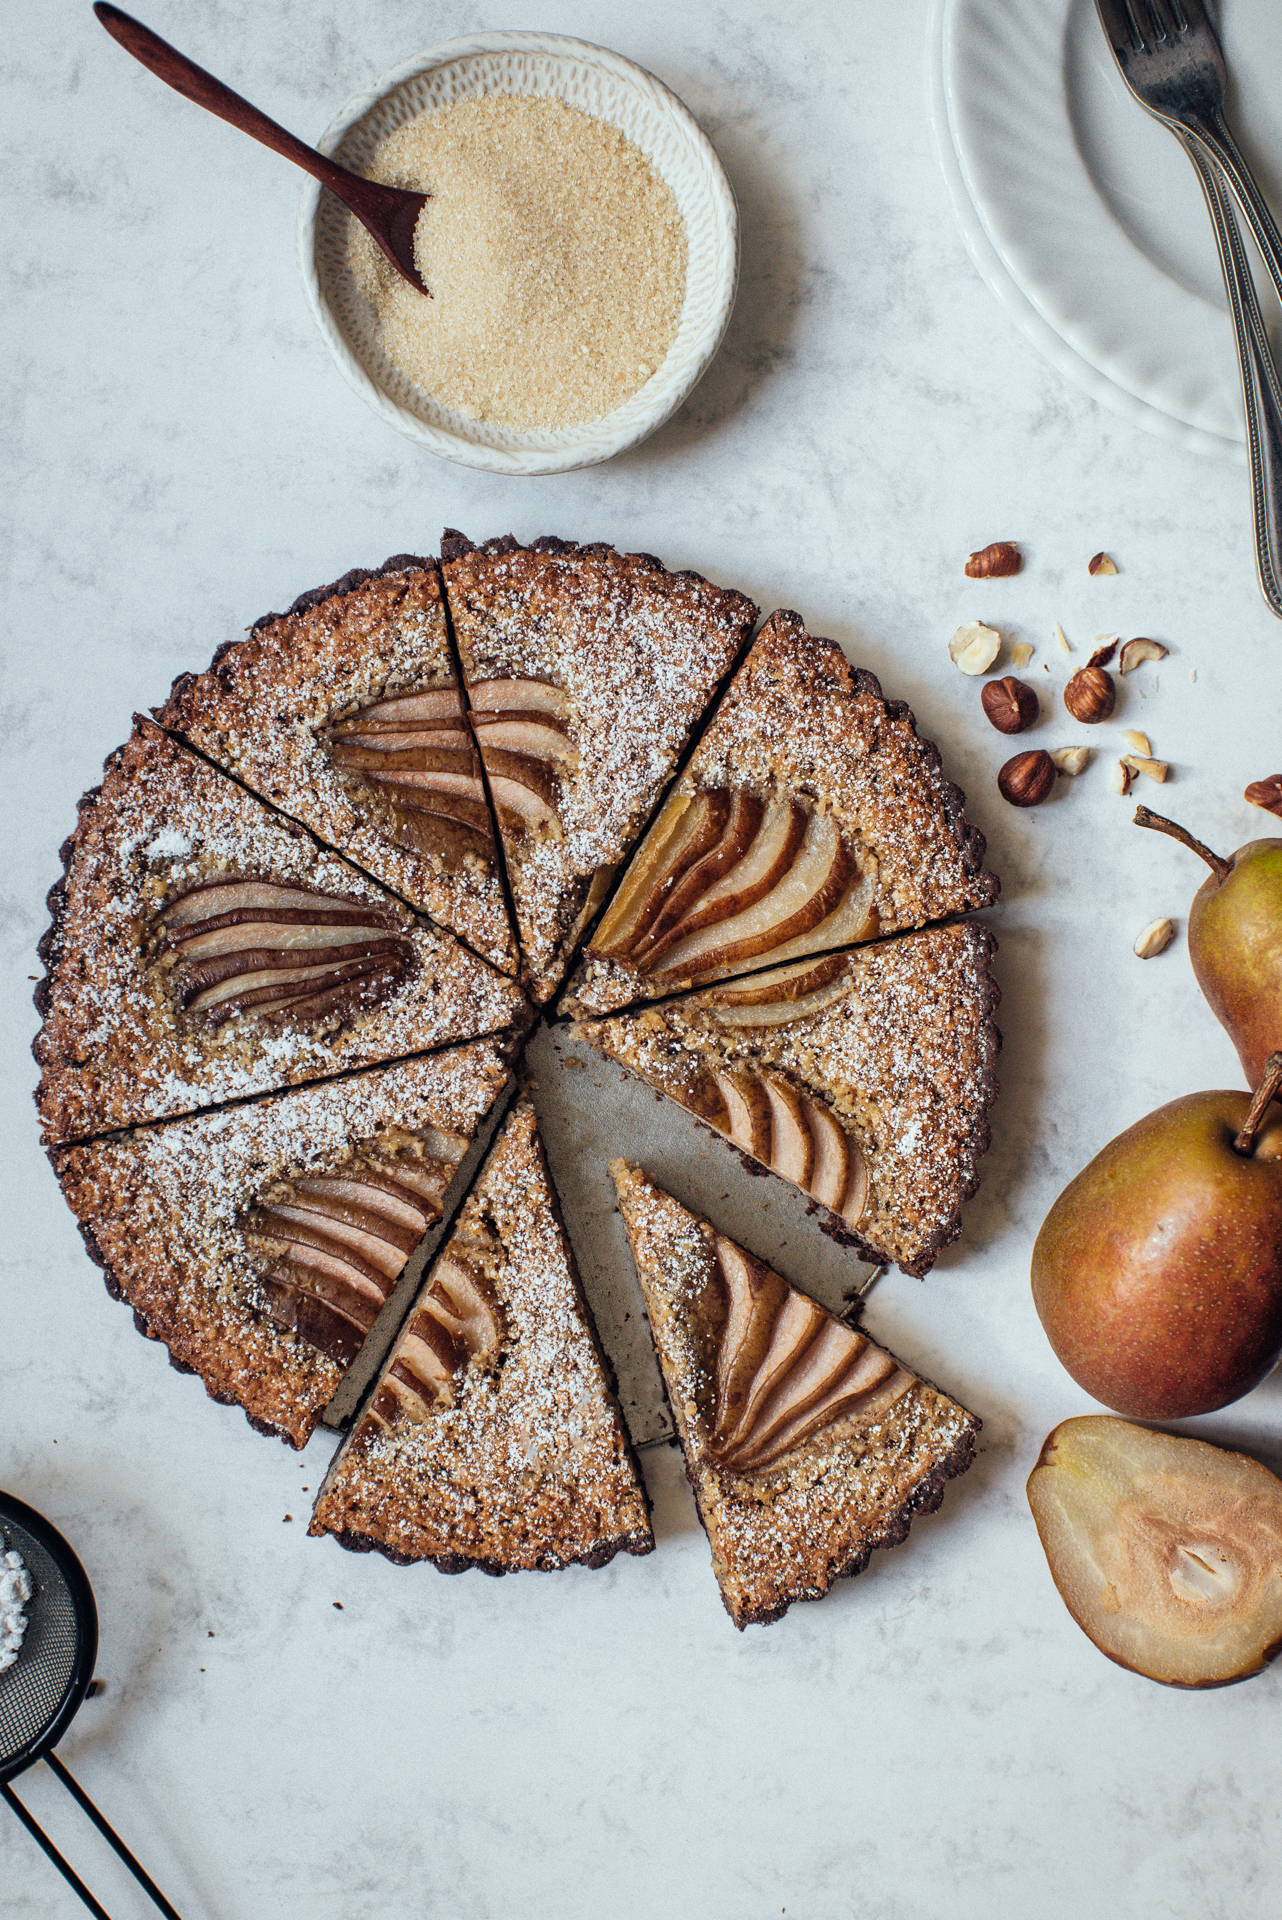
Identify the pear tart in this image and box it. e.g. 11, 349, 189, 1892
156, 555, 517, 975
566, 609, 999, 1016
34, 722, 527, 1146
440, 532, 758, 1003
51, 1046, 509, 1447
310, 1101, 654, 1573
611, 1164, 979, 1628
580, 924, 999, 1276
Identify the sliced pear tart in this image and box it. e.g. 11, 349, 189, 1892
565, 609, 999, 1018
34, 721, 527, 1146
440, 532, 758, 1004
311, 1101, 654, 1573
611, 1163, 979, 1628
579, 924, 999, 1277
156, 555, 517, 975
51, 1045, 509, 1447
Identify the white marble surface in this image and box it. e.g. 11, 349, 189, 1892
5, 3, 1282, 1916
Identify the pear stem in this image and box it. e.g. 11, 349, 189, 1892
1234, 1053, 1282, 1155
1133, 806, 1232, 883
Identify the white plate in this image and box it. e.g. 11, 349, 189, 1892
929, 0, 1282, 463
298, 32, 738, 476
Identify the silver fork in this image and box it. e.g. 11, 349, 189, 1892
1097, 0, 1282, 616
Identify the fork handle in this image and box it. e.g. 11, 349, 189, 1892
1183, 135, 1282, 619
1182, 112, 1282, 317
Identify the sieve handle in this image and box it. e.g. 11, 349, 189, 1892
44, 1753, 185, 1919
2, 1779, 113, 1919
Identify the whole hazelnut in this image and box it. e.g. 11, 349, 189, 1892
981, 676, 1039, 734
998, 749, 1055, 808
1064, 662, 1116, 724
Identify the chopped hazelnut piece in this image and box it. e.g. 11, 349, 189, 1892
1051, 747, 1090, 776
1245, 776, 1282, 818
1119, 637, 1168, 674
1011, 640, 1035, 668
949, 620, 1002, 675
964, 541, 1022, 578
1133, 917, 1175, 958
1088, 552, 1119, 576
1110, 760, 1134, 796
1121, 754, 1168, 784
1122, 730, 1152, 756
1054, 622, 1073, 652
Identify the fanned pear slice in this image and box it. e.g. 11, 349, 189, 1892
51, 1045, 509, 1447
33, 722, 527, 1145
610, 1164, 979, 1628
566, 608, 999, 1017
1027, 1416, 1282, 1688
310, 1101, 653, 1573
155, 555, 517, 974
440, 533, 757, 1003
579, 924, 1000, 1276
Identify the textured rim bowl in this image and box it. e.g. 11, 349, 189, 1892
297, 32, 739, 476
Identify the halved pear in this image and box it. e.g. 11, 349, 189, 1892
1027, 1416, 1282, 1687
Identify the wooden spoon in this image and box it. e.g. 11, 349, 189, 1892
94, 4, 430, 296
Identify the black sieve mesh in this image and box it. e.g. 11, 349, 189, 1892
0, 1501, 97, 1784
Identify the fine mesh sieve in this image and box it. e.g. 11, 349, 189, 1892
0, 1490, 182, 1919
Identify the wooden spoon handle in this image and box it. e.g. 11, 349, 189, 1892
93, 4, 391, 223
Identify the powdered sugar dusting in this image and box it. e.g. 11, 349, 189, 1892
35, 724, 526, 1143
611, 1163, 978, 1627
312, 1102, 652, 1567
444, 542, 756, 997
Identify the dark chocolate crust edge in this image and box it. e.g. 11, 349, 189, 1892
319, 1523, 654, 1575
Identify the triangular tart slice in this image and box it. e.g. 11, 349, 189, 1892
34, 721, 527, 1145
440, 533, 757, 1003
579, 924, 999, 1277
51, 1044, 509, 1447
310, 1100, 654, 1572
566, 608, 999, 1016
610, 1164, 979, 1628
155, 555, 517, 974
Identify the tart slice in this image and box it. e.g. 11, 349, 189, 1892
566, 608, 999, 1016
440, 533, 758, 1003
51, 1044, 510, 1447
611, 1164, 979, 1628
579, 924, 999, 1276
310, 1100, 654, 1572
34, 722, 527, 1146
155, 555, 517, 974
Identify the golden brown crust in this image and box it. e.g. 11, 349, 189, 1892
567, 609, 1000, 1015
51, 1047, 509, 1448
441, 533, 758, 1003
155, 557, 517, 974
580, 925, 1001, 1276
33, 721, 526, 1146
610, 1163, 980, 1627
310, 1101, 654, 1569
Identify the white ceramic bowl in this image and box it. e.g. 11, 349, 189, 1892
297, 32, 739, 475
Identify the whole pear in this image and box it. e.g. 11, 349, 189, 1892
1031, 1061, 1282, 1419
1136, 806, 1282, 1086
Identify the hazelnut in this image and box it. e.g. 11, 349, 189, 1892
965, 541, 1022, 578
1245, 776, 1282, 819
1118, 636, 1168, 674
1064, 652, 1116, 723
981, 676, 1039, 734
998, 749, 1055, 807
1088, 551, 1119, 575
949, 620, 1002, 675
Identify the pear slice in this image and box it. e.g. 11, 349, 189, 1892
1027, 1416, 1282, 1687
723, 1322, 902, 1473
330, 688, 466, 731
468, 714, 580, 765
641, 798, 803, 963
713, 954, 847, 1006
709, 1068, 772, 1160
762, 1076, 815, 1189
591, 789, 732, 958
802, 1099, 850, 1212
653, 812, 855, 980
467, 678, 570, 717
633, 791, 768, 959
711, 1239, 792, 1441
